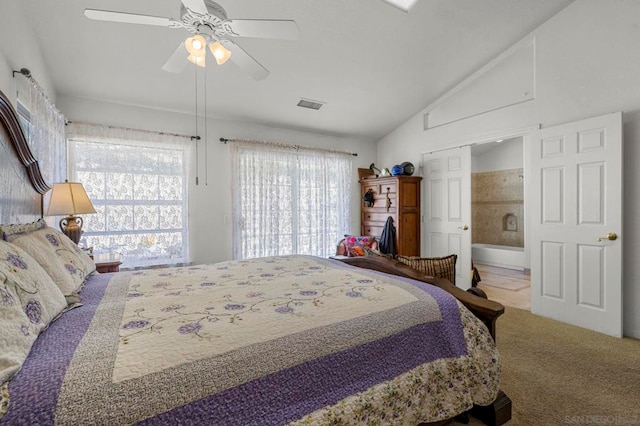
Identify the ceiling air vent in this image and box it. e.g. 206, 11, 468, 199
297, 98, 325, 110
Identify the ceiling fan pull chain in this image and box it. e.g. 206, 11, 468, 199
204, 68, 208, 186
194, 62, 199, 186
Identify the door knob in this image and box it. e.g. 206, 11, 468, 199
457, 225, 469, 231
597, 232, 617, 242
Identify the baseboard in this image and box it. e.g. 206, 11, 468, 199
623, 326, 640, 339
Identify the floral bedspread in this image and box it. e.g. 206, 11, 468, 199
2, 255, 500, 425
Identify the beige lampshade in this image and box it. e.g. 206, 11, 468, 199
46, 180, 97, 216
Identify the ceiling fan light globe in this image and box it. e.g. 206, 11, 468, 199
187, 54, 206, 67
185, 34, 207, 56
210, 41, 232, 65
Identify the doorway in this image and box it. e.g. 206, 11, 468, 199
471, 137, 531, 310
421, 126, 536, 290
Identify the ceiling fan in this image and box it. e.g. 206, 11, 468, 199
84, 0, 299, 80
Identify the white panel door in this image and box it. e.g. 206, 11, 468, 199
530, 112, 622, 337
422, 147, 472, 289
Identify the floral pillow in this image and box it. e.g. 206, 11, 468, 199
0, 218, 47, 242
343, 235, 376, 257
11, 228, 96, 296
0, 239, 67, 386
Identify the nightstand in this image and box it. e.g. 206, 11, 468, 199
93, 252, 122, 273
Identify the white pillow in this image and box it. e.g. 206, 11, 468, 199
11, 228, 96, 296
0, 239, 67, 385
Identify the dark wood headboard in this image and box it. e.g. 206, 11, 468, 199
0, 89, 49, 224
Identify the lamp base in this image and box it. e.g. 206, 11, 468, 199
60, 215, 84, 244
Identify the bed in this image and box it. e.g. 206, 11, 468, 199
0, 89, 511, 425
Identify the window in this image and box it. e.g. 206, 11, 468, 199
231, 140, 352, 259
67, 123, 190, 268
16, 102, 31, 140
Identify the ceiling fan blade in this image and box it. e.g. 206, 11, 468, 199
226, 42, 270, 81
84, 9, 176, 27
162, 43, 189, 73
180, 0, 208, 15
227, 19, 299, 40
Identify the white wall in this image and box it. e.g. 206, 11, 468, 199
0, 1, 55, 105
377, 0, 640, 338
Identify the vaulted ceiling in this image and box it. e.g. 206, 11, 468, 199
18, 0, 573, 140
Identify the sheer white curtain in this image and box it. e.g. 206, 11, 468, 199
67, 123, 190, 268
231, 140, 352, 260
16, 76, 66, 186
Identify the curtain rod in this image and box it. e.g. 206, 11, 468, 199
65, 120, 198, 140
219, 137, 358, 157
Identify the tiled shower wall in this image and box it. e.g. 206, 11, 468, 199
471, 168, 524, 247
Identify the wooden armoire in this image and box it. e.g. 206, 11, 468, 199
360, 176, 422, 256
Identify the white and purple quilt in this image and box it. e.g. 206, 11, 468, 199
2, 255, 500, 425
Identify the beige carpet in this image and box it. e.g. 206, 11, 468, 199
459, 307, 640, 425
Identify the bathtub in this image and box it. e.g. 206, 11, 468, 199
472, 243, 525, 270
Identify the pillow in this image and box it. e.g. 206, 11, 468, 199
0, 239, 67, 386
11, 228, 96, 296
343, 235, 376, 257
396, 254, 458, 284
0, 218, 47, 242
347, 245, 367, 257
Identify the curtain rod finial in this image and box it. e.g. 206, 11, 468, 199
12, 68, 31, 78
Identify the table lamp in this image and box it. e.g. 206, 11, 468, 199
46, 180, 96, 244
